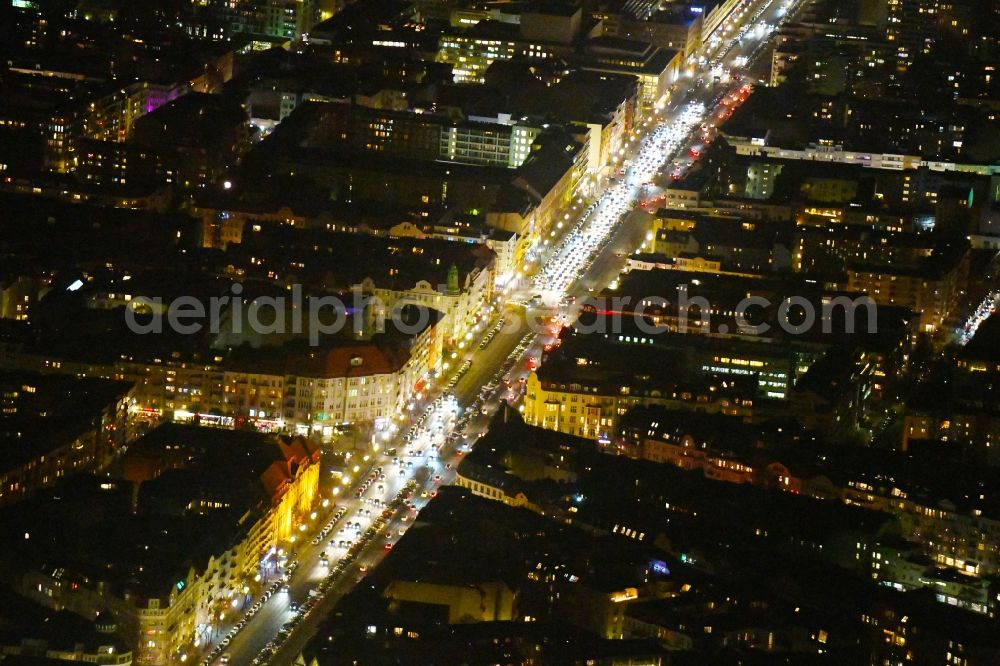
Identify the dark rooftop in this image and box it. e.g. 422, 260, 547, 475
0, 371, 131, 476
0, 424, 317, 601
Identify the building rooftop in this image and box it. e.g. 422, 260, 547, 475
536, 327, 762, 402
231, 226, 496, 293
960, 313, 1000, 365
0, 371, 131, 476
304, 618, 668, 665
512, 127, 583, 202
132, 93, 247, 151
618, 404, 765, 458
598, 267, 915, 348
0, 585, 128, 656
660, 214, 792, 251
583, 39, 678, 75
226, 339, 412, 379
0, 424, 317, 602
472, 68, 639, 126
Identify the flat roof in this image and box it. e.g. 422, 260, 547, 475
0, 371, 131, 476
0, 424, 317, 601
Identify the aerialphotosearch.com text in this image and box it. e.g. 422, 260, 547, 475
123, 282, 879, 344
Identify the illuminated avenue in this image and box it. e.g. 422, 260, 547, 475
0, 0, 998, 665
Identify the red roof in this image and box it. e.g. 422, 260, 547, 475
261, 435, 320, 501
277, 434, 320, 464
317, 344, 408, 378
229, 342, 410, 379
260, 461, 291, 501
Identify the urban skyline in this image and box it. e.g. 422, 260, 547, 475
0, 0, 998, 664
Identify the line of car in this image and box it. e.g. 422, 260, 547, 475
249, 481, 418, 665
311, 506, 349, 547
478, 317, 506, 350
444, 359, 473, 391
223, 11, 792, 661
210, 121, 653, 661
202, 576, 287, 666
534, 103, 707, 298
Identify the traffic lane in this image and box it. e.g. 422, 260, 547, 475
217, 460, 412, 665
575, 210, 652, 295
261, 252, 624, 666
269, 423, 469, 663
534, 121, 703, 301
266, 489, 429, 665
266, 338, 551, 663
452, 313, 530, 405
240, 5, 799, 661
216, 111, 698, 666
263, 545, 373, 665
209, 582, 291, 665
205, 496, 346, 665
208, 497, 358, 665
531, 107, 704, 295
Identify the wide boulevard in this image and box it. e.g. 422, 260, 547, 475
203, 0, 807, 662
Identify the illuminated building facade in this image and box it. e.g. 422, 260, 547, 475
224, 343, 414, 434
441, 121, 541, 168
581, 37, 681, 110
437, 33, 521, 84
845, 263, 962, 333
0, 372, 132, 506
2, 334, 440, 437
83, 83, 188, 144
11, 427, 321, 665
308, 103, 544, 168
189, 0, 321, 40
523, 370, 755, 440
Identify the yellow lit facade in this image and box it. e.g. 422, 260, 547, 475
138, 436, 321, 664
523, 372, 754, 439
